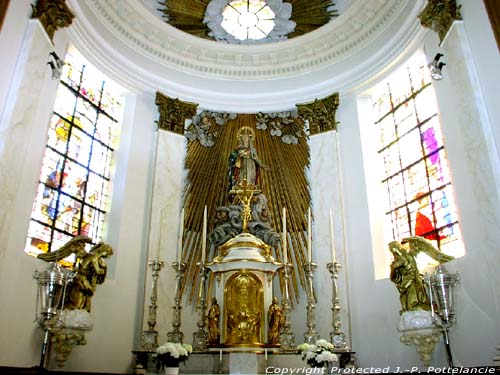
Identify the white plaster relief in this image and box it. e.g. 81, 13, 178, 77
81, 0, 413, 78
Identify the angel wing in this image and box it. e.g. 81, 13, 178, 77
37, 236, 93, 263
402, 236, 454, 264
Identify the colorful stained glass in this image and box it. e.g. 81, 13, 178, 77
373, 52, 464, 265
25, 46, 123, 260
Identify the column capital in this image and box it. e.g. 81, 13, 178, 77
296, 92, 339, 135
32, 0, 75, 41
155, 92, 198, 135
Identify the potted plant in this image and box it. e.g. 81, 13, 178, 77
155, 342, 193, 374
298, 339, 338, 368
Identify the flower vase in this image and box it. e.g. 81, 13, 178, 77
164, 367, 179, 375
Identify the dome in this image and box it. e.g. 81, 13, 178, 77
67, 0, 426, 111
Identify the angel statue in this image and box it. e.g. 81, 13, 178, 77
388, 236, 454, 314
38, 236, 114, 312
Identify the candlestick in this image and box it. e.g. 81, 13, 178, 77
140, 260, 164, 349
282, 207, 287, 264
329, 209, 336, 263
303, 262, 319, 344
307, 207, 312, 263
177, 208, 185, 265
167, 262, 186, 344
201, 206, 207, 262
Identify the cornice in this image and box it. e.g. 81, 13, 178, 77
83, 0, 408, 79
67, 0, 426, 111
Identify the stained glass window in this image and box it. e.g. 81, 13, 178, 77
25, 47, 123, 263
371, 52, 464, 270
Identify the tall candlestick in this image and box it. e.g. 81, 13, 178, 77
282, 207, 287, 264
201, 205, 207, 262
177, 208, 185, 265
329, 209, 336, 263
307, 207, 312, 263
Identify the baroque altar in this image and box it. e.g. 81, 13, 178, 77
206, 232, 283, 347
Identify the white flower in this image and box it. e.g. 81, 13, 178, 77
316, 350, 337, 363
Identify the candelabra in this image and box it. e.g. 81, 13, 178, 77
303, 263, 320, 344
327, 262, 349, 350
140, 260, 164, 350
167, 262, 186, 343
192, 262, 209, 351
427, 264, 460, 367
280, 263, 295, 350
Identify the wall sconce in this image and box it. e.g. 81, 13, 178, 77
47, 51, 64, 80
427, 265, 460, 367
33, 262, 74, 369
428, 53, 446, 80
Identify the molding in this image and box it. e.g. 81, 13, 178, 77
66, 0, 426, 111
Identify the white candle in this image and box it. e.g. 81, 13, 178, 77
201, 205, 207, 262
329, 209, 336, 263
265, 349, 268, 361
177, 208, 185, 265
155, 208, 164, 260
282, 207, 287, 264
307, 207, 312, 263
219, 349, 222, 362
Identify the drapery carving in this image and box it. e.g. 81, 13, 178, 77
296, 92, 340, 135
155, 92, 198, 135
31, 0, 75, 41
181, 113, 310, 304
418, 0, 462, 44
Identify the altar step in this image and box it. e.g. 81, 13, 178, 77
134, 351, 356, 374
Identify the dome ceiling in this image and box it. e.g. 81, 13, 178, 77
68, 0, 426, 112
149, 0, 340, 43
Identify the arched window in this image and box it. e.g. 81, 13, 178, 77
371, 52, 464, 270
25, 47, 124, 264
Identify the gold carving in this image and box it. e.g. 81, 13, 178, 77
296, 92, 340, 135
267, 297, 282, 346
418, 0, 462, 43
155, 92, 198, 135
31, 0, 75, 41
207, 297, 221, 346
224, 272, 264, 346
181, 114, 310, 305
157, 0, 338, 41
389, 236, 454, 314
51, 328, 87, 367
400, 328, 441, 366
65, 242, 114, 312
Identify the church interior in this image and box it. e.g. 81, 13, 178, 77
0, 0, 500, 373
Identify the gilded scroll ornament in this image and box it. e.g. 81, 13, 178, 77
155, 92, 198, 135
32, 0, 75, 41
296, 92, 340, 135
418, 0, 462, 43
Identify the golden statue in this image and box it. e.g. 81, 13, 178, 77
267, 297, 282, 346
389, 236, 454, 314
207, 298, 221, 346
65, 242, 114, 312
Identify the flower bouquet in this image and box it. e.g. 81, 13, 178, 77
298, 339, 338, 368
155, 342, 193, 372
